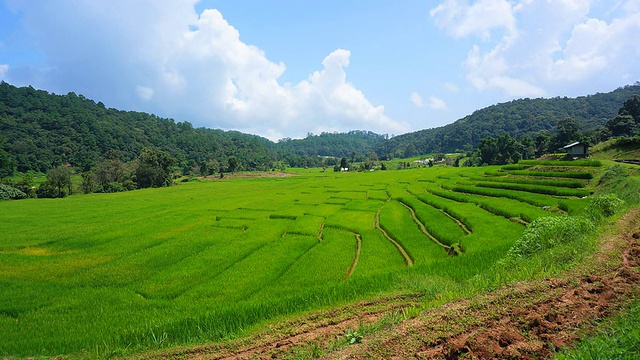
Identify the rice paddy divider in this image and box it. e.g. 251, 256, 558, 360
507, 170, 593, 180
444, 183, 552, 208
427, 186, 530, 225
343, 233, 362, 280
474, 182, 590, 197
405, 188, 472, 235
172, 242, 272, 300
518, 159, 602, 167
374, 205, 413, 267
241, 238, 321, 301
397, 201, 455, 255
469, 176, 586, 189
317, 217, 326, 242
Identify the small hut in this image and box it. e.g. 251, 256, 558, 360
563, 142, 589, 158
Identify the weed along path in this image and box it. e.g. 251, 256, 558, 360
144, 207, 640, 359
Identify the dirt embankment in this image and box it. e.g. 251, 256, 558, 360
145, 208, 640, 360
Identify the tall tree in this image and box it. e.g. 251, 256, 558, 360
136, 148, 176, 188
606, 114, 638, 137
478, 137, 498, 165
340, 157, 348, 169
46, 165, 72, 196
0, 149, 14, 179
618, 95, 640, 121
606, 95, 640, 137
555, 117, 581, 150
535, 131, 551, 157
227, 156, 239, 173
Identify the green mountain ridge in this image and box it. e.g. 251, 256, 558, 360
1, 81, 639, 176
377, 84, 640, 157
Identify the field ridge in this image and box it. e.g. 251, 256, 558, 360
374, 205, 414, 267
142, 206, 640, 359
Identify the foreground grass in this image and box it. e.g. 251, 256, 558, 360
0, 164, 606, 358
556, 298, 640, 359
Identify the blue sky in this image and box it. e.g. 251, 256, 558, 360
1, 1, 639, 140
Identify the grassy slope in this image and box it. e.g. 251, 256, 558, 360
1, 157, 633, 358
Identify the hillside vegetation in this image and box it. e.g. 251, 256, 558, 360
2, 82, 640, 178
377, 84, 640, 157
2, 157, 638, 358
0, 82, 274, 174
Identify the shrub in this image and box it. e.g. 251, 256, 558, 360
504, 216, 595, 260
588, 194, 625, 218
36, 182, 64, 198
0, 184, 28, 200
597, 164, 628, 186
596, 165, 640, 205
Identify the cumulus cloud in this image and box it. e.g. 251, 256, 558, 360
3, 1, 406, 139
0, 64, 8, 80
431, 0, 640, 97
430, 0, 516, 40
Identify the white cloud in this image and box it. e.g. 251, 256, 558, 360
444, 82, 460, 92
136, 85, 155, 101
549, 11, 640, 82
427, 96, 448, 110
410, 92, 425, 107
410, 92, 447, 110
0, 64, 8, 79
3, 2, 406, 140
430, 0, 516, 40
432, 0, 640, 98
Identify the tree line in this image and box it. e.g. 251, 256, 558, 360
2, 81, 640, 198
0, 82, 274, 178
376, 84, 640, 158
469, 95, 640, 166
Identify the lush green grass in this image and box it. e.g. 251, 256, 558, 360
555, 298, 640, 359
508, 170, 594, 179
0, 166, 598, 357
474, 181, 590, 197
470, 176, 586, 188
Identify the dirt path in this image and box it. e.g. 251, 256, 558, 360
142, 208, 640, 360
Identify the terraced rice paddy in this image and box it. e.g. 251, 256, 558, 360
0, 163, 599, 357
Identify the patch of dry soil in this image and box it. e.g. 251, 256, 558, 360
144, 208, 640, 360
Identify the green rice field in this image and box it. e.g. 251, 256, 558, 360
0, 165, 598, 357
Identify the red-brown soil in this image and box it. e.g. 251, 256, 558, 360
141, 208, 640, 360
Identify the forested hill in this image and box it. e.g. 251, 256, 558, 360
2, 81, 640, 176
0, 82, 390, 174
0, 82, 275, 173
376, 84, 640, 158
277, 131, 386, 158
